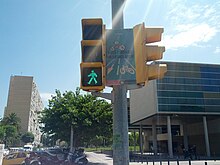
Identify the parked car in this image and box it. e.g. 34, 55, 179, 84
23, 144, 34, 152
2, 151, 27, 165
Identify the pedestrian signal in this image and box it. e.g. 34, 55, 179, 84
80, 18, 106, 91
80, 63, 105, 91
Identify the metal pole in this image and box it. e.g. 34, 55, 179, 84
139, 125, 143, 158
134, 130, 136, 152
113, 85, 129, 165
167, 116, 173, 158
183, 123, 189, 151
203, 116, 210, 157
70, 125, 74, 152
112, 0, 124, 29
111, 1, 129, 164
152, 122, 157, 156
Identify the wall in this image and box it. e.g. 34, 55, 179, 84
130, 81, 157, 124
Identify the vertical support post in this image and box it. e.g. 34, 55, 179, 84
183, 123, 189, 151
113, 85, 129, 165
139, 125, 143, 154
177, 158, 179, 165
188, 159, 191, 165
203, 116, 210, 157
111, 0, 129, 164
167, 116, 173, 158
70, 125, 74, 152
152, 122, 157, 156
112, 0, 124, 29
133, 130, 137, 152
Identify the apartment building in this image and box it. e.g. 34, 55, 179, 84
4, 76, 44, 145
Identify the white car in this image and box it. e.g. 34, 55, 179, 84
23, 144, 34, 151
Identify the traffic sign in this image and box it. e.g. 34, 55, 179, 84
106, 29, 136, 86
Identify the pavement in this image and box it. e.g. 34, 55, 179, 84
87, 151, 113, 164
86, 152, 220, 165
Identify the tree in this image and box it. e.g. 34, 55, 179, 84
21, 132, 34, 144
4, 125, 17, 147
129, 132, 139, 149
0, 126, 5, 143
41, 133, 56, 147
0, 114, 21, 147
2, 113, 21, 131
39, 88, 113, 147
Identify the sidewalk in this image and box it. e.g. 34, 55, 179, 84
86, 152, 220, 165
130, 160, 220, 165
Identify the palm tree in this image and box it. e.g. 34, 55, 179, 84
1, 113, 21, 147
2, 113, 21, 130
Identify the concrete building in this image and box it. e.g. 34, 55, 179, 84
4, 76, 44, 145
130, 62, 220, 158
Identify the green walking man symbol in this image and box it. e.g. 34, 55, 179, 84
88, 70, 98, 85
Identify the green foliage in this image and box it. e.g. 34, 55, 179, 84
3, 125, 18, 146
85, 146, 112, 152
0, 126, 5, 143
21, 132, 35, 144
2, 113, 21, 131
4, 125, 16, 137
0, 113, 21, 147
39, 88, 113, 147
129, 145, 140, 152
129, 131, 139, 147
41, 134, 54, 147
89, 136, 103, 148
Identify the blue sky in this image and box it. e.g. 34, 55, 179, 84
0, 0, 220, 117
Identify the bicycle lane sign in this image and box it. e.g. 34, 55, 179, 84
106, 29, 136, 86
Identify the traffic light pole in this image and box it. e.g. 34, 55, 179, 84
112, 86, 129, 164
111, 0, 129, 164
112, 0, 124, 29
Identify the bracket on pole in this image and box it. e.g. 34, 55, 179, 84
91, 92, 113, 101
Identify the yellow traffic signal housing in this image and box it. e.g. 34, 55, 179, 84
133, 23, 167, 85
81, 40, 103, 62
148, 64, 167, 80
82, 18, 104, 40
80, 18, 106, 91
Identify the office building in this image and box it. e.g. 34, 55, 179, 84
4, 76, 44, 145
130, 62, 220, 157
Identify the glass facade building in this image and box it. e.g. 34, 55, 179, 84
130, 62, 220, 157
157, 62, 220, 113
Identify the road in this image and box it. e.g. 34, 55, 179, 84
86, 152, 220, 165
86, 151, 113, 165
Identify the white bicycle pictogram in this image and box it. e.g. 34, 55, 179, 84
110, 41, 126, 51
120, 65, 135, 75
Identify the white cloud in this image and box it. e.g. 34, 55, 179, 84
204, 6, 216, 19
163, 23, 217, 50
164, 1, 220, 50
167, 2, 201, 26
40, 92, 54, 107
40, 93, 54, 101
214, 47, 220, 54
